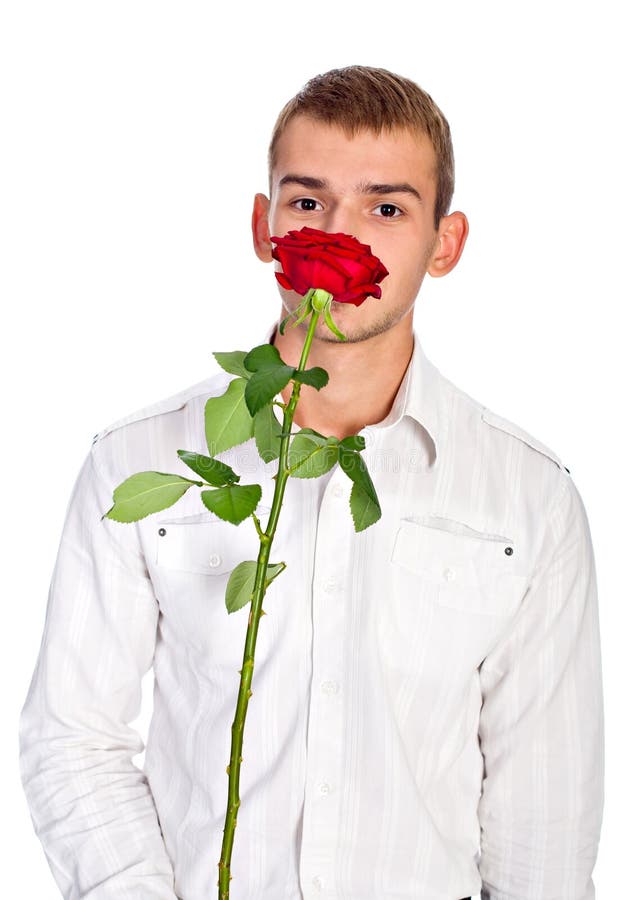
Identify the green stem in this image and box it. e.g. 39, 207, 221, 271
217, 307, 321, 899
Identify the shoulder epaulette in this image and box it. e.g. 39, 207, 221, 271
481, 407, 570, 474
91, 375, 225, 445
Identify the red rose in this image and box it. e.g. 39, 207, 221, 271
270, 226, 389, 307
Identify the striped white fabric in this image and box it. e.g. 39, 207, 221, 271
19, 320, 604, 899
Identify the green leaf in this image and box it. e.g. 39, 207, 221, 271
243, 343, 285, 372
292, 366, 329, 390
253, 404, 283, 463
200, 483, 262, 525
225, 560, 285, 614
349, 482, 382, 532
103, 471, 201, 523
338, 445, 379, 506
339, 434, 366, 452
213, 350, 252, 379
298, 427, 332, 441
205, 377, 255, 455
264, 563, 286, 587
244, 365, 295, 417
288, 429, 339, 478
177, 449, 240, 486
323, 301, 348, 341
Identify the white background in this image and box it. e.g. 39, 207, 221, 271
1, 1, 625, 896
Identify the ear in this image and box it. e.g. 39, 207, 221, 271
252, 192, 273, 262
426, 210, 469, 278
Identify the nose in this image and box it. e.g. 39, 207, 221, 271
321, 203, 363, 242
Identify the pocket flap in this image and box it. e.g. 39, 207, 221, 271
155, 506, 271, 575
390, 516, 528, 615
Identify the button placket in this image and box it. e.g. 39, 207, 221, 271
299, 479, 350, 895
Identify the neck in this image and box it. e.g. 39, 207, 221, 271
271, 312, 415, 441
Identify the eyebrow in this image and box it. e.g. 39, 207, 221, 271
278, 174, 422, 204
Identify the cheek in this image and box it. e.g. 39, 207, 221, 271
378, 249, 414, 286
267, 201, 289, 235
379, 253, 429, 304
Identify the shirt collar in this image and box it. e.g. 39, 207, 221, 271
261, 319, 444, 464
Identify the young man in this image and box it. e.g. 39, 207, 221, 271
20, 66, 604, 899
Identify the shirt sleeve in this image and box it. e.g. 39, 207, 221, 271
477, 470, 604, 899
18, 442, 179, 899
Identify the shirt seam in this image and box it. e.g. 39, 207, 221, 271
478, 470, 570, 679
89, 441, 154, 579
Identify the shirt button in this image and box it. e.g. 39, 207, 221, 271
208, 553, 222, 568
321, 680, 339, 695
312, 875, 324, 891
331, 483, 344, 498
318, 782, 331, 796
323, 577, 338, 593
443, 567, 456, 581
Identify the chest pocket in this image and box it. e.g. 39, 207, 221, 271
390, 516, 529, 617
155, 506, 272, 575
150, 507, 273, 662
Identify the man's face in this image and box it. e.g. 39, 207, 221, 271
260, 115, 443, 343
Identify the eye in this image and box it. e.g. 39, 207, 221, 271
374, 203, 403, 218
290, 197, 323, 212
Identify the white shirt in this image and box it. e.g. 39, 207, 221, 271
19, 320, 604, 899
